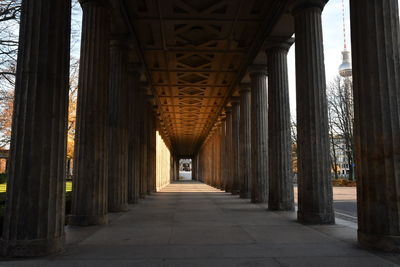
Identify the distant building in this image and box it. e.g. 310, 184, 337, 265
330, 136, 351, 178
179, 159, 192, 172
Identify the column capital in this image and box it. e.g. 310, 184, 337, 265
265, 37, 294, 53
289, 0, 328, 14
147, 95, 155, 105
79, 0, 109, 7
229, 96, 240, 107
239, 83, 251, 93
110, 36, 130, 50
225, 106, 232, 115
248, 65, 268, 77
128, 63, 143, 74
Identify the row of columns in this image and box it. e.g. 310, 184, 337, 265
197, 46, 295, 210
197, 0, 400, 252
0, 0, 160, 257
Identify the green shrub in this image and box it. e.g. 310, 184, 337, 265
0, 173, 7, 184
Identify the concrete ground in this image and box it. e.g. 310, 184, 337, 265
1, 181, 399, 266
178, 171, 192, 180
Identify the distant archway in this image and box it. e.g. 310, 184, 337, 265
179, 159, 192, 180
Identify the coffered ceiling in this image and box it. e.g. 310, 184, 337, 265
120, 0, 292, 156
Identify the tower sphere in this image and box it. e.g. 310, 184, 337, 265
339, 50, 352, 77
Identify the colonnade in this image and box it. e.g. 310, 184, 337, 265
0, 0, 173, 257
2, 0, 400, 257
195, 0, 400, 253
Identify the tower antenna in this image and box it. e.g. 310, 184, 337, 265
342, 0, 347, 50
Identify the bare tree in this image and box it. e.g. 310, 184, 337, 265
327, 75, 354, 180
0, 0, 20, 91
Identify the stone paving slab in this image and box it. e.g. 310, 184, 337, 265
0, 181, 398, 266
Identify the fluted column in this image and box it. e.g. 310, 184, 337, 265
291, 0, 334, 224
0, 0, 70, 257
140, 97, 148, 198
231, 101, 240, 195
69, 0, 110, 226
107, 39, 129, 212
267, 40, 295, 211
147, 110, 156, 194
250, 68, 268, 203
220, 118, 227, 190
239, 84, 252, 199
127, 68, 141, 204
224, 107, 233, 192
350, 0, 400, 251
216, 123, 223, 188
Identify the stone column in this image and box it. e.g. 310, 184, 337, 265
239, 84, 252, 199
107, 39, 129, 212
148, 111, 156, 194
127, 67, 141, 204
250, 68, 268, 203
69, 0, 110, 226
266, 39, 295, 211
350, 0, 400, 251
0, 0, 70, 257
231, 101, 240, 194
216, 123, 223, 188
291, 0, 334, 224
224, 107, 233, 192
220, 118, 227, 190
139, 91, 148, 198
192, 156, 197, 180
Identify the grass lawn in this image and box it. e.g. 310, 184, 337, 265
0, 181, 72, 193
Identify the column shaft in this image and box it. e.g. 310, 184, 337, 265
220, 120, 227, 190
350, 0, 400, 251
225, 109, 233, 192
107, 40, 129, 212
70, 0, 110, 226
250, 71, 269, 203
1, 0, 70, 257
293, 2, 334, 224
140, 100, 148, 198
127, 70, 140, 204
231, 103, 240, 194
267, 44, 295, 211
239, 87, 252, 198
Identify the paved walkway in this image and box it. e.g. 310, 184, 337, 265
1, 181, 399, 266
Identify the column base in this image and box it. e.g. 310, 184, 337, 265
109, 204, 129, 213
251, 198, 268, 204
269, 203, 295, 211
0, 235, 65, 257
128, 199, 139, 204
139, 194, 146, 199
297, 210, 335, 224
68, 214, 108, 226
231, 190, 240, 195
358, 231, 400, 252
239, 192, 251, 199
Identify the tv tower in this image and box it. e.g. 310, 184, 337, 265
337, 0, 354, 181
338, 0, 352, 77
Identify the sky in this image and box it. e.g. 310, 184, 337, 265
287, 0, 351, 115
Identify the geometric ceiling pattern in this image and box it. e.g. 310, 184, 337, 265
125, 0, 287, 156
